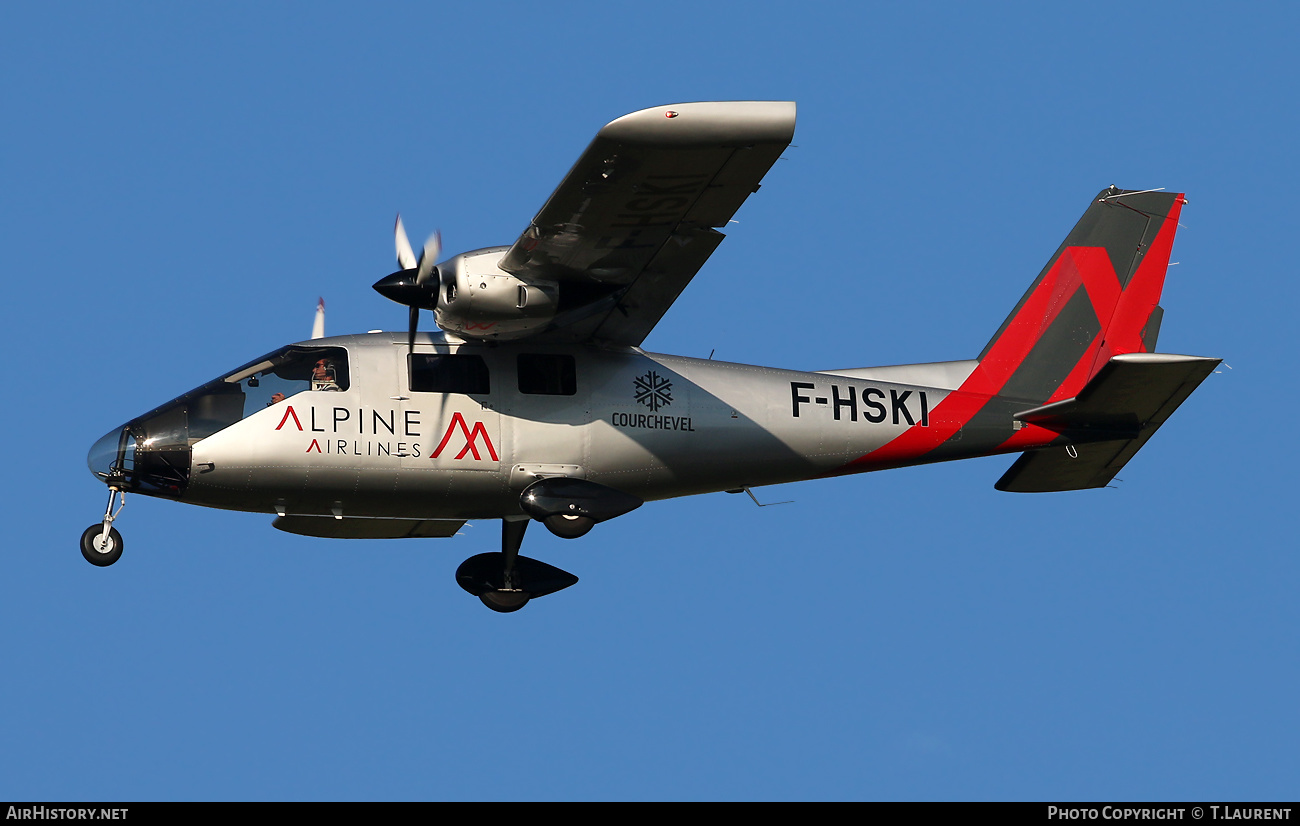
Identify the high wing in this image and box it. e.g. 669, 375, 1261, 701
500, 101, 796, 346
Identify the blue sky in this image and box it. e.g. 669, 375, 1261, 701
2, 2, 1297, 801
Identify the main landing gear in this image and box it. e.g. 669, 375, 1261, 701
455, 519, 580, 612
455, 477, 644, 612
81, 487, 126, 567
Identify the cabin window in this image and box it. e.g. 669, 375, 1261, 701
517, 354, 576, 396
409, 354, 491, 395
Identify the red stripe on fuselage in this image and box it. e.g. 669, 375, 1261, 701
837, 241, 1133, 471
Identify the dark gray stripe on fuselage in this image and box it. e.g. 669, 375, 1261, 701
927, 290, 1099, 464
925, 394, 1028, 464
998, 288, 1100, 404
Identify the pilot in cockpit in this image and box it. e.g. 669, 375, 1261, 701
312, 357, 341, 391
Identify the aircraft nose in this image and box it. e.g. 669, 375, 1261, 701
87, 426, 127, 485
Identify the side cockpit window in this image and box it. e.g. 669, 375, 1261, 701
223, 346, 351, 415
409, 354, 490, 394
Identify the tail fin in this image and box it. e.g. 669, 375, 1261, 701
976, 186, 1185, 406
837, 187, 1198, 476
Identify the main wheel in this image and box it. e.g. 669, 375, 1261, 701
480, 591, 530, 613
543, 513, 594, 539
80, 525, 123, 567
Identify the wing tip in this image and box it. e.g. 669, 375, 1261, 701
600, 101, 796, 146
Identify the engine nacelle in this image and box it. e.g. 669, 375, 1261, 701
434, 247, 559, 340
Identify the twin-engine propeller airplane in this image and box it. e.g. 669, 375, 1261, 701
84, 101, 1218, 612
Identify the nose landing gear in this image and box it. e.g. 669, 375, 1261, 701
81, 488, 126, 567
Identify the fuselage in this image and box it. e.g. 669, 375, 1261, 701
88, 331, 1049, 521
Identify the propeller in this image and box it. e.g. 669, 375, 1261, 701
375, 216, 442, 350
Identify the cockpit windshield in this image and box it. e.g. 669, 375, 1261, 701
87, 345, 349, 497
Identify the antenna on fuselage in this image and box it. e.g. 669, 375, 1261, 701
729, 486, 793, 507
311, 297, 325, 339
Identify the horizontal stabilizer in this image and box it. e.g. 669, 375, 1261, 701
996, 353, 1219, 492
273, 516, 465, 539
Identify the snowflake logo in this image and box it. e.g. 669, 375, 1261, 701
634, 370, 673, 412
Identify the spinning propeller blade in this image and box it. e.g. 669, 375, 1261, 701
394, 216, 417, 270
416, 230, 441, 286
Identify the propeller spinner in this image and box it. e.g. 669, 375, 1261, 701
373, 216, 441, 349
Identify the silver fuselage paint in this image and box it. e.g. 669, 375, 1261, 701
176, 333, 997, 520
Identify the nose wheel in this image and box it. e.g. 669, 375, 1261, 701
81, 488, 125, 567
81, 524, 124, 567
